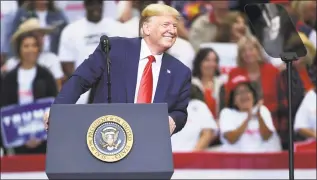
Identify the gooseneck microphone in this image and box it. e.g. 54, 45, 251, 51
100, 35, 112, 103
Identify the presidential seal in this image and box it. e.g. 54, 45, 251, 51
86, 115, 133, 163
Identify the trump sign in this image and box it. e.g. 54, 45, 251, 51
1, 98, 54, 148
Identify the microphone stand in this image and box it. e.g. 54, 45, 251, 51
280, 52, 298, 180
106, 44, 112, 104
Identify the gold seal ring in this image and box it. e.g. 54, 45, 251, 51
86, 115, 134, 162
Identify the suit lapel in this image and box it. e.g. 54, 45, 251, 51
126, 38, 142, 103
153, 54, 171, 103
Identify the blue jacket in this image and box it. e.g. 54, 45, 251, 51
54, 37, 191, 134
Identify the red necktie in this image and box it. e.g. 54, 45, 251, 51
137, 55, 156, 103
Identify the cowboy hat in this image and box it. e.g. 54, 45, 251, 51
11, 18, 55, 43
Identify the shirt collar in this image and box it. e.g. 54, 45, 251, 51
140, 39, 163, 63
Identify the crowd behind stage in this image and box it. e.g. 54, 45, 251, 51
0, 0, 316, 156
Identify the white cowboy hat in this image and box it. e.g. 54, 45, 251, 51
11, 18, 55, 43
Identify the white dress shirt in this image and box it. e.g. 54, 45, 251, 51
134, 39, 163, 103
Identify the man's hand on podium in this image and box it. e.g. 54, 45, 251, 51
44, 109, 50, 131
169, 116, 176, 135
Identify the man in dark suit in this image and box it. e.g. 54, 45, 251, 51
44, 3, 191, 135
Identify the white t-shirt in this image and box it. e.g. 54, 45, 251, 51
58, 17, 125, 104
219, 106, 280, 152
122, 16, 140, 38
1, 1, 17, 52
171, 99, 218, 152
18, 67, 37, 105
36, 10, 51, 52
4, 52, 64, 79
55, 1, 119, 22
167, 38, 195, 70
0, 1, 17, 16
294, 90, 317, 132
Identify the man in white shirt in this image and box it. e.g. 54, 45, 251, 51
58, 0, 126, 104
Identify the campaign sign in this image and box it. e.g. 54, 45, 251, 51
0, 97, 54, 148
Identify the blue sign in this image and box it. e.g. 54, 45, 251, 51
1, 97, 54, 148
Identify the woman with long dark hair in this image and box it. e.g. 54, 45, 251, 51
191, 48, 226, 119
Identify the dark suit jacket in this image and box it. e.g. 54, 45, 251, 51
54, 37, 191, 134
1, 64, 58, 154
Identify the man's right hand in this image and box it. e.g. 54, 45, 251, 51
44, 110, 50, 131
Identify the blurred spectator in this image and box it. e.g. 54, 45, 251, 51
219, 75, 280, 152
1, 0, 27, 65
294, 89, 316, 139
275, 32, 315, 149
290, 1, 316, 48
56, 1, 119, 22
167, 38, 195, 70
171, 0, 211, 32
308, 55, 317, 85
1, 32, 58, 155
2, 18, 64, 90
3, 0, 68, 59
214, 11, 248, 43
120, 1, 158, 37
58, 0, 125, 104
291, 1, 316, 30
117, 1, 138, 23
121, 0, 195, 70
233, 0, 270, 13
189, 0, 230, 51
191, 48, 226, 118
227, 36, 280, 114
171, 87, 218, 152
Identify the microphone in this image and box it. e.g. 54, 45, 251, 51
100, 35, 111, 52
100, 35, 112, 103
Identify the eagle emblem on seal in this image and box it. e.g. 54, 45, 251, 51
100, 127, 122, 151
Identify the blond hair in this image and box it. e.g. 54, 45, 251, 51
298, 32, 316, 66
291, 1, 315, 21
236, 35, 265, 67
139, 3, 180, 37
215, 11, 245, 42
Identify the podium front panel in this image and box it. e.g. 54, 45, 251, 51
46, 103, 173, 179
